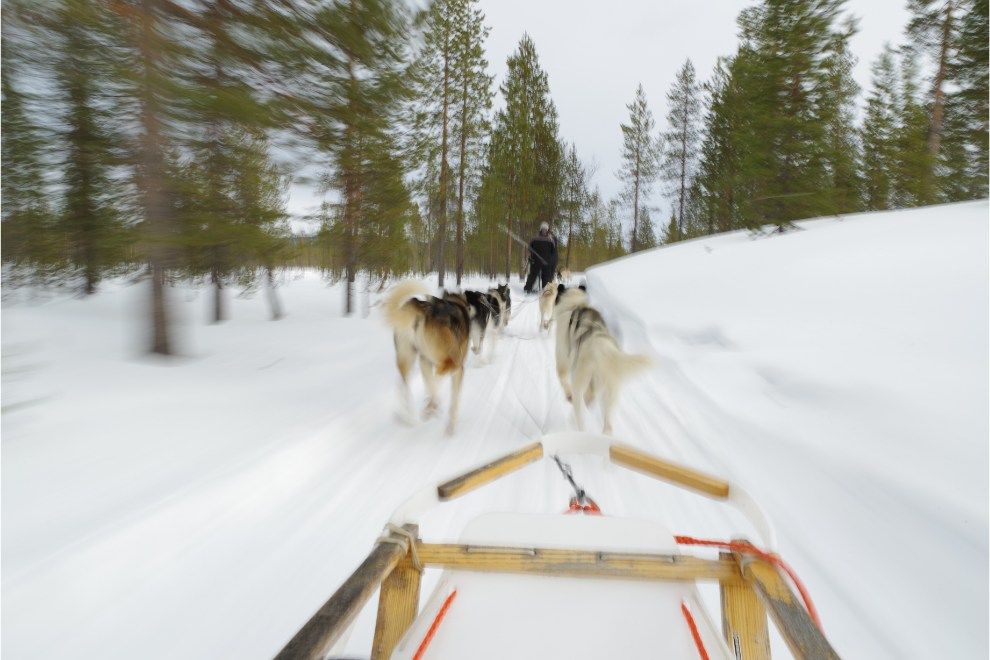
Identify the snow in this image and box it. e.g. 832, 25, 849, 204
2, 200, 987, 659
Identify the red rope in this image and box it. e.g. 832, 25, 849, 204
563, 496, 602, 515
674, 535, 822, 630
413, 589, 457, 660
680, 601, 710, 660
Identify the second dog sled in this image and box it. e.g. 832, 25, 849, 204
276, 432, 839, 659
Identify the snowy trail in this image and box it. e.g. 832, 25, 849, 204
2, 281, 612, 659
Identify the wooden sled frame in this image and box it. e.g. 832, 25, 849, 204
276, 432, 840, 660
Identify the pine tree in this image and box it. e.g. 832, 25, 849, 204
409, 0, 457, 287
560, 143, 590, 269
661, 214, 683, 245
450, 0, 493, 285
693, 57, 740, 234
130, 0, 185, 355
818, 19, 862, 214
906, 0, 958, 163
861, 46, 899, 210
661, 60, 702, 233
618, 83, 661, 252
303, 0, 411, 314
943, 0, 988, 198
892, 50, 936, 206
1, 28, 60, 282
634, 207, 658, 249
485, 34, 563, 279
228, 130, 291, 321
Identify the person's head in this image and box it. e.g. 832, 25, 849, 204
539, 221, 549, 235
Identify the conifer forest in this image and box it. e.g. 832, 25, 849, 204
2, 0, 987, 352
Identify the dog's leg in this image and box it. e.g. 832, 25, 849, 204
470, 324, 482, 355
445, 366, 465, 436
419, 356, 440, 418
601, 383, 617, 436
556, 358, 572, 402
477, 326, 487, 362
395, 337, 415, 421
584, 378, 596, 405
570, 362, 593, 432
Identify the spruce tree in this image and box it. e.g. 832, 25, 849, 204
634, 207, 658, 249
618, 83, 661, 252
661, 214, 683, 245
661, 60, 702, 233
861, 46, 899, 210
943, 0, 988, 198
892, 50, 936, 207
560, 143, 590, 269
819, 20, 862, 214
485, 34, 563, 279
693, 57, 739, 234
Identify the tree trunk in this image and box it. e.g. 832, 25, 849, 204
631, 175, 640, 253
678, 115, 688, 233
455, 48, 469, 286
927, 1, 954, 159
266, 265, 282, 320
138, 0, 171, 355
437, 32, 451, 288
151, 262, 169, 354
343, 53, 360, 316
504, 212, 512, 282
211, 264, 225, 323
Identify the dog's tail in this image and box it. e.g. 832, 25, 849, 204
382, 280, 432, 332
594, 340, 652, 387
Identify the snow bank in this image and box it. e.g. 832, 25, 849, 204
586, 200, 989, 659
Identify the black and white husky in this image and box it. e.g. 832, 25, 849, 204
553, 284, 651, 434
487, 284, 511, 332
463, 290, 501, 362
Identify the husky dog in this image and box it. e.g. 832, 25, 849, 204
487, 283, 511, 331
383, 281, 471, 435
553, 285, 651, 434
463, 290, 500, 361
538, 279, 557, 331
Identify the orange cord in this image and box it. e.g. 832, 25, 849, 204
674, 535, 822, 630
680, 601, 710, 660
413, 589, 458, 660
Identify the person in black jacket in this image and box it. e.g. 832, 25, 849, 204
524, 222, 557, 294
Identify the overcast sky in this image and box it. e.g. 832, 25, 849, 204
286, 0, 911, 228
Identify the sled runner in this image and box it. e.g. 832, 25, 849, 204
276, 432, 839, 660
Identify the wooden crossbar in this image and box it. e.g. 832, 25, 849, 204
416, 542, 742, 583
610, 443, 730, 498
437, 442, 543, 500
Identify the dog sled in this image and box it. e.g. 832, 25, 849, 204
276, 432, 839, 659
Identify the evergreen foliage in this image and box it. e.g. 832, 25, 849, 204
660, 60, 702, 233
618, 84, 661, 252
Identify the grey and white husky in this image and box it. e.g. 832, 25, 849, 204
553, 284, 651, 434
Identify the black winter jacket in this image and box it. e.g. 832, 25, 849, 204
528, 231, 557, 269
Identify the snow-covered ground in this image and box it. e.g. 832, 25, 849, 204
2, 200, 987, 659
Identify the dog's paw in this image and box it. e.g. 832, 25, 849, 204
443, 423, 456, 437
422, 402, 439, 419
